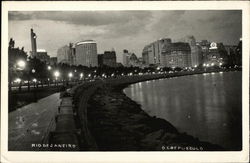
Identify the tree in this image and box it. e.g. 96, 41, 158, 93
8, 38, 28, 91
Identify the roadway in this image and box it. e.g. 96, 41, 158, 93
8, 92, 61, 151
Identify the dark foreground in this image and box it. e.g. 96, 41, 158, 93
87, 84, 224, 151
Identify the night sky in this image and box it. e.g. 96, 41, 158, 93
9, 10, 242, 62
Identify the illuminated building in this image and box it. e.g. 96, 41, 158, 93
205, 42, 227, 66
162, 42, 191, 68
75, 40, 98, 67
36, 49, 50, 63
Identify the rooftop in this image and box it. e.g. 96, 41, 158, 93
76, 40, 96, 46
37, 49, 47, 53
162, 42, 191, 52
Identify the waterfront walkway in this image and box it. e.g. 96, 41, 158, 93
8, 70, 233, 151
8, 93, 61, 151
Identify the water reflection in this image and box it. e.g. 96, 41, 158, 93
124, 72, 242, 150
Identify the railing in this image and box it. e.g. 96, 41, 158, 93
9, 80, 82, 92
49, 81, 101, 151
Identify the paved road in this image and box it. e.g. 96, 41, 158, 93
8, 93, 61, 151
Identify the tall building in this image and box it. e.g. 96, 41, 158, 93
98, 54, 104, 67
190, 45, 203, 67
30, 28, 50, 64
30, 28, 37, 57
57, 45, 72, 65
50, 57, 57, 66
75, 40, 98, 67
207, 42, 221, 65
129, 53, 140, 67
142, 38, 172, 66
204, 42, 229, 66
122, 49, 141, 67
197, 40, 210, 63
161, 42, 191, 68
36, 49, 50, 63
69, 43, 76, 65
224, 45, 237, 65
57, 43, 76, 65
103, 50, 117, 67
123, 49, 130, 66
185, 36, 202, 67
142, 45, 150, 65
138, 57, 143, 64
224, 45, 237, 55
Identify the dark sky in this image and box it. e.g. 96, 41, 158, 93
9, 10, 242, 62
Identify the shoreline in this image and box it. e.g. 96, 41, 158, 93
107, 69, 241, 90
119, 70, 242, 151
7, 69, 241, 151
86, 77, 226, 151
9, 69, 240, 112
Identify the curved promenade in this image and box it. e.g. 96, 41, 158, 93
49, 70, 230, 151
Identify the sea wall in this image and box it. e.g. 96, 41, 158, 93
12, 70, 238, 151
86, 80, 224, 151
66, 71, 226, 151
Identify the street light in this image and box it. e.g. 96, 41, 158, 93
54, 71, 60, 86
32, 78, 37, 87
47, 66, 52, 86
15, 78, 22, 92
14, 60, 26, 91
31, 68, 37, 89
17, 60, 26, 70
80, 73, 83, 79
15, 78, 21, 83
68, 72, 73, 82
68, 72, 73, 78
54, 71, 60, 78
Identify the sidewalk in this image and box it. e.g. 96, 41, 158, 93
8, 93, 61, 151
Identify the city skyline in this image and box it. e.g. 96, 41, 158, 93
3, 1, 249, 162
8, 10, 242, 62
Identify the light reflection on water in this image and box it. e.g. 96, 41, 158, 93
124, 72, 242, 150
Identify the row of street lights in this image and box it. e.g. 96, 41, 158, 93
12, 59, 226, 92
